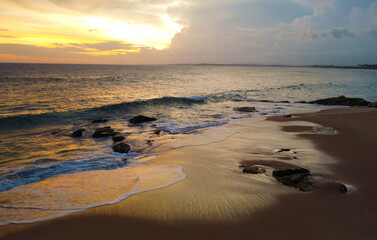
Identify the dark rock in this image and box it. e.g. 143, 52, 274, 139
112, 143, 130, 153
233, 107, 257, 112
336, 183, 348, 193
289, 173, 309, 183
71, 128, 85, 137
92, 126, 116, 138
309, 96, 370, 106
296, 101, 307, 104
368, 102, 377, 108
297, 175, 313, 192
273, 168, 312, 191
154, 129, 161, 135
279, 101, 290, 103
277, 148, 291, 153
128, 115, 157, 124
284, 114, 292, 118
243, 166, 258, 174
273, 168, 309, 177
91, 118, 108, 123
260, 100, 273, 103
243, 165, 265, 174
112, 135, 125, 142
145, 140, 154, 145
243, 166, 259, 174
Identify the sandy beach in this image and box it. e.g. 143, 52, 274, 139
1, 107, 376, 240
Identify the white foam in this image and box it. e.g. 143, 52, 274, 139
0, 162, 186, 226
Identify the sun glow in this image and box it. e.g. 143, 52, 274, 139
81, 16, 182, 50
0, 0, 184, 57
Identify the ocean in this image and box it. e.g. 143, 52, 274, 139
0, 63, 376, 225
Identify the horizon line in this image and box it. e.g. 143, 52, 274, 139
0, 62, 377, 69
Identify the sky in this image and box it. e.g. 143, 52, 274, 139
0, 0, 377, 65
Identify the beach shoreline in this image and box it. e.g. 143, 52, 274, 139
1, 108, 376, 240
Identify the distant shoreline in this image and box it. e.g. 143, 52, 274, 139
192, 63, 377, 70
0, 62, 377, 70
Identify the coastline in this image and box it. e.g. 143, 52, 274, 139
1, 108, 376, 240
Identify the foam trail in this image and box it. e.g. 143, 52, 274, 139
0, 163, 186, 225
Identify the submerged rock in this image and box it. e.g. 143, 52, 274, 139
112, 142, 130, 153
91, 118, 108, 123
112, 135, 125, 142
92, 126, 116, 138
309, 95, 370, 106
128, 115, 157, 124
233, 107, 257, 112
71, 128, 85, 138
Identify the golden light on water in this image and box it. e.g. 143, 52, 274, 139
0, 0, 184, 57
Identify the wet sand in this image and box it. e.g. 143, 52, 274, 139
1, 108, 376, 240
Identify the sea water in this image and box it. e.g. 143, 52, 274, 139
0, 63, 376, 225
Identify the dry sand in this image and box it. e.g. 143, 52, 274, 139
1, 108, 376, 240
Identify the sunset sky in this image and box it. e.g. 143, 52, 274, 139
0, 0, 377, 65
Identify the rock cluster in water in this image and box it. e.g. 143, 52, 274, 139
309, 95, 371, 106
259, 95, 376, 107
70, 115, 158, 154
